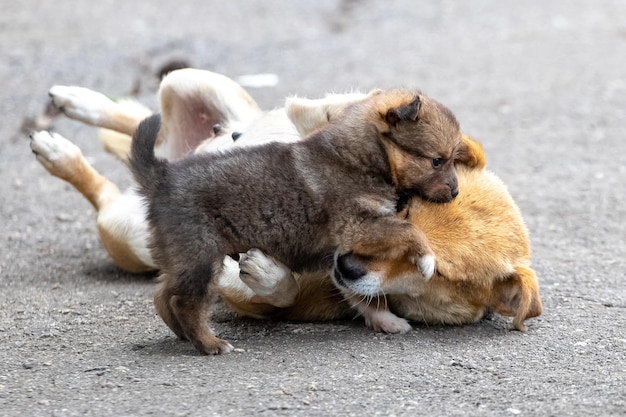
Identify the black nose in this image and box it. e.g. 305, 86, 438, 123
335, 253, 367, 282
451, 187, 459, 198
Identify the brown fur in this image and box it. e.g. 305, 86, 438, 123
35, 70, 540, 350
130, 89, 468, 354
224, 136, 541, 331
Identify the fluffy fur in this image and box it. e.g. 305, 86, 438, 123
221, 138, 541, 333
129, 88, 468, 354
30, 69, 542, 354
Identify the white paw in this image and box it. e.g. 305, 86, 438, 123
29, 131, 84, 179
363, 309, 412, 334
418, 254, 436, 280
239, 249, 298, 307
49, 85, 116, 125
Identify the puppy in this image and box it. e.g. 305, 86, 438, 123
218, 138, 542, 333
129, 89, 468, 354
31, 69, 540, 347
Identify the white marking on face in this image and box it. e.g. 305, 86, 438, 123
341, 272, 382, 296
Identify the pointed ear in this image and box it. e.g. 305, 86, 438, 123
456, 134, 487, 169
492, 266, 543, 331
286, 92, 368, 137
385, 96, 421, 126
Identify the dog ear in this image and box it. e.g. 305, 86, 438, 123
456, 134, 487, 169
286, 92, 368, 137
491, 266, 543, 331
385, 96, 421, 126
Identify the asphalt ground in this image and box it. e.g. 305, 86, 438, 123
1, 1, 625, 416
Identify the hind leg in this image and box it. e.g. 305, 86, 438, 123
156, 260, 233, 355
154, 274, 187, 340
171, 290, 232, 355
49, 86, 148, 136
29, 131, 156, 272
48, 86, 152, 164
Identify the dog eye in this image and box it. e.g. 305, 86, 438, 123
431, 158, 443, 169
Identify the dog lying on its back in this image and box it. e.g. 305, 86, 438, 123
30, 69, 541, 343
129, 89, 471, 354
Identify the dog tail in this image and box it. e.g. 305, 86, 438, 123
130, 113, 167, 197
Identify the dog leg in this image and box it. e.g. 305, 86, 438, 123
49, 86, 148, 136
491, 266, 543, 332
345, 294, 412, 333
216, 256, 289, 319
238, 249, 299, 307
30, 131, 119, 210
156, 272, 233, 355
343, 217, 436, 279
29, 131, 156, 272
173, 293, 233, 355
154, 274, 188, 340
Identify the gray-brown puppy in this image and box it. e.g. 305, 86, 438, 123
130, 89, 468, 354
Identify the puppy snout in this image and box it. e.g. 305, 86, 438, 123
447, 174, 459, 200
334, 253, 366, 283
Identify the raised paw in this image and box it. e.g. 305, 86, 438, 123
239, 249, 298, 307
49, 85, 116, 126
29, 131, 84, 180
408, 252, 436, 280
363, 309, 413, 334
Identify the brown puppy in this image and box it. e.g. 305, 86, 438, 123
129, 89, 468, 354
332, 160, 542, 332
220, 136, 542, 332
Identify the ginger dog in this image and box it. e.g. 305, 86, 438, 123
219, 136, 541, 333
30, 69, 541, 353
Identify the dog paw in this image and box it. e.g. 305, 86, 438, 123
418, 254, 436, 280
363, 309, 412, 334
49, 85, 116, 125
29, 131, 84, 180
192, 337, 234, 355
239, 249, 298, 307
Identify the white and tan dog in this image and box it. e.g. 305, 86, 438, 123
30, 69, 541, 349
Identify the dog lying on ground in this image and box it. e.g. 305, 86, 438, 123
129, 85, 473, 354
223, 157, 542, 333
30, 68, 542, 353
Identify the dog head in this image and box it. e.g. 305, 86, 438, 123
332, 252, 542, 332
367, 90, 465, 203
331, 139, 542, 331
286, 89, 470, 203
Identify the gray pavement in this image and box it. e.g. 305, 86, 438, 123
1, 1, 625, 416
